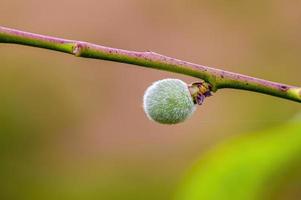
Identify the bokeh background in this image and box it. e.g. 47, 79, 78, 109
0, 0, 301, 199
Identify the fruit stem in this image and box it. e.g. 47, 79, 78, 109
188, 81, 212, 105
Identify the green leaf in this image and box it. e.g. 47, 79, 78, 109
176, 120, 301, 200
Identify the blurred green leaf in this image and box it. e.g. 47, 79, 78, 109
176, 120, 301, 200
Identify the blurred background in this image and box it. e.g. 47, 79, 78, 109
0, 0, 300, 199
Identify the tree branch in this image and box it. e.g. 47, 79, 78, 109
0, 26, 300, 103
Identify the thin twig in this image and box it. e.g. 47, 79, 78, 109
0, 26, 300, 103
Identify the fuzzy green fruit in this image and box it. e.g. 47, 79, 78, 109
143, 79, 196, 124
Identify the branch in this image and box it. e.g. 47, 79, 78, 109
0, 26, 300, 103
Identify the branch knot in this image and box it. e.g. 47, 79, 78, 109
73, 43, 84, 57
